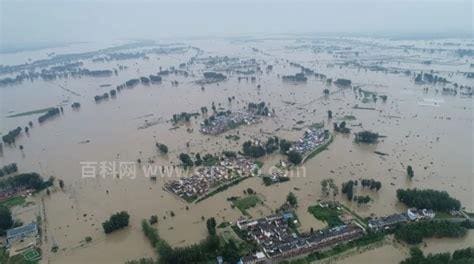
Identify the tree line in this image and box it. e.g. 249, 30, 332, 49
178, 153, 220, 167
2, 127, 22, 144
38, 107, 61, 123
354, 131, 381, 144
395, 220, 469, 244
241, 137, 300, 164
401, 247, 474, 264
396, 188, 461, 212
341, 179, 381, 203
0, 172, 53, 191
140, 219, 245, 264
247, 102, 270, 116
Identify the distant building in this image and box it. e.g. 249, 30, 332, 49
368, 213, 409, 231
241, 251, 266, 264
6, 222, 38, 247
407, 208, 436, 221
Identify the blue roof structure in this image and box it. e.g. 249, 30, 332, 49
283, 212, 294, 220
6, 222, 37, 239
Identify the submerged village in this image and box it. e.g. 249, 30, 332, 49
0, 36, 473, 264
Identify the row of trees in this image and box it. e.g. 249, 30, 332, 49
353, 195, 371, 204
247, 102, 270, 116
0, 172, 53, 191
2, 127, 22, 144
341, 179, 380, 198
149, 75, 162, 83
321, 179, 339, 199
241, 138, 300, 164
396, 188, 461, 212
334, 78, 352, 87
263, 137, 279, 154
38, 107, 60, 123
203, 72, 226, 81
282, 73, 307, 82
141, 219, 243, 264
341, 180, 356, 200
360, 179, 382, 190
395, 220, 468, 244
94, 93, 109, 102
242, 141, 266, 158
102, 211, 130, 234
178, 153, 220, 167
354, 131, 380, 144
401, 247, 474, 264
195, 153, 219, 166
172, 112, 199, 123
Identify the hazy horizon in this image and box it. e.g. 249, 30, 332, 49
0, 0, 473, 48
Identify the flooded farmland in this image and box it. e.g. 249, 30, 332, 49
0, 36, 473, 264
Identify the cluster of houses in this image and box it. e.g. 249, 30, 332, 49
290, 128, 329, 155
0, 187, 33, 202
164, 158, 257, 201
237, 213, 365, 263
262, 161, 289, 185
368, 208, 436, 231
199, 111, 263, 135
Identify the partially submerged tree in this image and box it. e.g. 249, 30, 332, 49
354, 130, 380, 143
286, 192, 298, 207
287, 150, 302, 165
407, 165, 414, 178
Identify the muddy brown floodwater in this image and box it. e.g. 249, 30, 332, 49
0, 37, 472, 263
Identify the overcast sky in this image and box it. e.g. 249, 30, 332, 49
0, 0, 472, 45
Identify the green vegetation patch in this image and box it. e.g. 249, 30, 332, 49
22, 248, 41, 262
0, 247, 41, 264
232, 195, 261, 216
307, 205, 343, 227
0, 196, 26, 208
217, 221, 231, 229
394, 220, 469, 244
